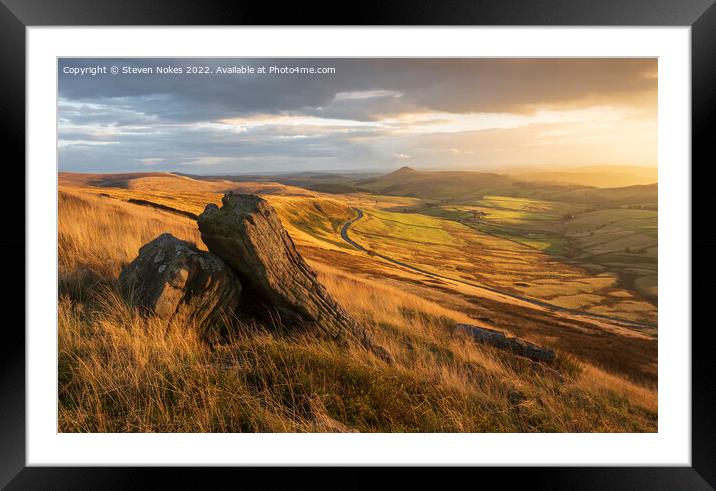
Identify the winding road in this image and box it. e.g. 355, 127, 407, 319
340, 207, 656, 334
340, 208, 368, 251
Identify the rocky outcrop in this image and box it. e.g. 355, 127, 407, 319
455, 324, 556, 362
119, 233, 240, 333
197, 193, 389, 360
119, 194, 391, 362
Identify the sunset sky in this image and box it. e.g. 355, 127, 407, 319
58, 58, 657, 174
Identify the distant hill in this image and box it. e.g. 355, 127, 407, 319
353, 168, 657, 207
356, 169, 516, 201
182, 171, 379, 195
509, 166, 657, 188
389, 166, 420, 177
59, 168, 657, 208
512, 182, 657, 208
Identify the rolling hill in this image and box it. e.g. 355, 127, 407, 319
58, 172, 316, 197
57, 168, 659, 432
356, 167, 517, 201
351, 167, 657, 208
509, 165, 657, 188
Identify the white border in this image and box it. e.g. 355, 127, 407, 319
27, 27, 691, 466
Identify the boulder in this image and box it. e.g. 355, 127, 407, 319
197, 193, 383, 349
119, 233, 241, 333
455, 324, 556, 362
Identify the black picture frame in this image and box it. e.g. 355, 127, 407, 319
2, 0, 713, 487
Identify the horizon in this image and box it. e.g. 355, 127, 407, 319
58, 162, 658, 178
58, 58, 657, 174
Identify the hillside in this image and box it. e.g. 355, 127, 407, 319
57, 171, 658, 433
59, 172, 315, 197
351, 168, 657, 208
356, 168, 517, 201
509, 165, 657, 188
512, 182, 658, 208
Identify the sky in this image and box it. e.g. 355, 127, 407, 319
58, 58, 657, 175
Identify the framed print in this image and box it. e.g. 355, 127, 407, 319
3, 0, 714, 487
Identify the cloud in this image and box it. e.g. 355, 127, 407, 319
183, 157, 236, 166
333, 89, 403, 101
57, 58, 657, 173
59, 58, 656, 122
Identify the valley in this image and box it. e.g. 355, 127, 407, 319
57, 167, 658, 432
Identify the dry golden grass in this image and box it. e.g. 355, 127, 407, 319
59, 171, 316, 197
59, 187, 204, 278
58, 186, 657, 433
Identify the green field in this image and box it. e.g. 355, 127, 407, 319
268, 196, 355, 250
251, 168, 658, 309
402, 194, 658, 304
346, 202, 656, 325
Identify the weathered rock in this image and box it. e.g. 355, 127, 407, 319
455, 323, 556, 362
119, 233, 241, 332
197, 193, 387, 356
507, 337, 557, 362
456, 324, 510, 346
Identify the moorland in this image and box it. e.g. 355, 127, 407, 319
58, 165, 658, 432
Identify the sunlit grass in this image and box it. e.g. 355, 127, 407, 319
58, 185, 658, 433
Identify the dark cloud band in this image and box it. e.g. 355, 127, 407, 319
57, 58, 657, 174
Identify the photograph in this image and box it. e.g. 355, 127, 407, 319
57, 58, 658, 433
56, 57, 659, 433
